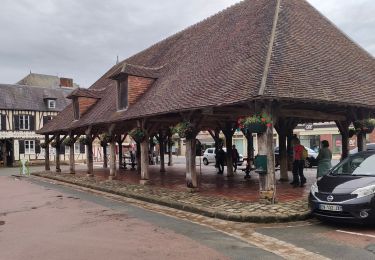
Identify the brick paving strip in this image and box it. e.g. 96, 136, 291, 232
32, 171, 311, 223
28, 174, 329, 260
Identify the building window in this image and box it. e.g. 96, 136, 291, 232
25, 140, 35, 154
48, 100, 56, 109
74, 142, 81, 154
19, 115, 30, 130
117, 79, 128, 110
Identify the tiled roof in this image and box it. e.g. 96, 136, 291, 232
67, 88, 104, 99
0, 84, 71, 112
38, 0, 375, 134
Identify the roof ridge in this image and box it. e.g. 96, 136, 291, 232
258, 0, 281, 96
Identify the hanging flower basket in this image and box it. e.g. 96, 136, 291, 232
354, 119, 375, 134
238, 114, 272, 134
50, 141, 57, 148
63, 137, 75, 146
79, 136, 90, 145
129, 128, 146, 143
175, 121, 196, 139
40, 142, 48, 149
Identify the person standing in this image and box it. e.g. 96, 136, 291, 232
317, 140, 332, 178
216, 145, 226, 174
291, 139, 307, 187
232, 145, 240, 172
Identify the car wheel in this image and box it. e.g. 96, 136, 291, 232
203, 158, 209, 165
305, 159, 312, 168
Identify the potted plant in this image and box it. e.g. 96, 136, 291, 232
175, 121, 196, 139
129, 128, 146, 143
354, 119, 375, 134
238, 113, 272, 134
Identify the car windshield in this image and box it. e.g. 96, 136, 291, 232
330, 153, 375, 176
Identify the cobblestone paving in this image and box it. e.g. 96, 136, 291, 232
30, 176, 327, 260
33, 172, 310, 223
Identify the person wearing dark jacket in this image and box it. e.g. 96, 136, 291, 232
232, 145, 240, 172
216, 146, 226, 174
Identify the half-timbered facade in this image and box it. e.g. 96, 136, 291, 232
0, 83, 85, 166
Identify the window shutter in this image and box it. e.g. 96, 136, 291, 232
14, 115, 19, 131
19, 140, 25, 154
35, 139, 41, 154
1, 115, 6, 131
30, 116, 35, 131
79, 143, 85, 154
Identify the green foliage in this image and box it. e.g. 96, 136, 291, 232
129, 128, 146, 143
174, 121, 196, 139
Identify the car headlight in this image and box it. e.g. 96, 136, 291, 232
351, 185, 375, 198
310, 182, 318, 195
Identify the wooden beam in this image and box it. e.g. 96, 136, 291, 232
280, 109, 346, 121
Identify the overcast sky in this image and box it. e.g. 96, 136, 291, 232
0, 0, 374, 87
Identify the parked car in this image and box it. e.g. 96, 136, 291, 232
202, 148, 244, 166
309, 151, 375, 224
349, 143, 375, 155
274, 146, 318, 168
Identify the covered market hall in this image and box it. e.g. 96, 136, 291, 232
38, 0, 375, 204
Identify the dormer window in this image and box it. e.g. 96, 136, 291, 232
117, 78, 128, 111
48, 99, 56, 109
73, 98, 79, 120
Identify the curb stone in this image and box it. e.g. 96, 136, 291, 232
32, 172, 311, 223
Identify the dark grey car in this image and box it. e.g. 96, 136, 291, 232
309, 151, 375, 224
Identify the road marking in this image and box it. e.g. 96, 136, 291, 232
336, 230, 375, 239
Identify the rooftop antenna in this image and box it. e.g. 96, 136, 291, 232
116, 55, 119, 64
29, 69, 32, 74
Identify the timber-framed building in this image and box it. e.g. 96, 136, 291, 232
39, 0, 375, 203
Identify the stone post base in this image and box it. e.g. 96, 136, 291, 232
108, 175, 116, 181
259, 190, 276, 204
87, 174, 94, 178
140, 179, 150, 185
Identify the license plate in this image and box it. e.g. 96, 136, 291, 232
319, 204, 343, 212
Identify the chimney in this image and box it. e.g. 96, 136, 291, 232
60, 77, 73, 88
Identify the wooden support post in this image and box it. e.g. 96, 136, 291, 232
186, 138, 198, 190
357, 132, 367, 152
224, 133, 234, 177
44, 135, 50, 171
275, 119, 288, 182
69, 135, 75, 174
167, 132, 173, 166
140, 138, 149, 185
336, 121, 350, 160
2, 141, 7, 168
86, 136, 94, 177
102, 144, 108, 168
257, 105, 276, 204
109, 140, 117, 180
118, 137, 123, 170
157, 131, 166, 173
136, 142, 141, 174
55, 135, 61, 173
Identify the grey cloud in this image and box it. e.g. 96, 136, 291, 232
0, 0, 373, 87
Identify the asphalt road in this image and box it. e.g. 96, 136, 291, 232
1, 166, 375, 260
0, 174, 279, 260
